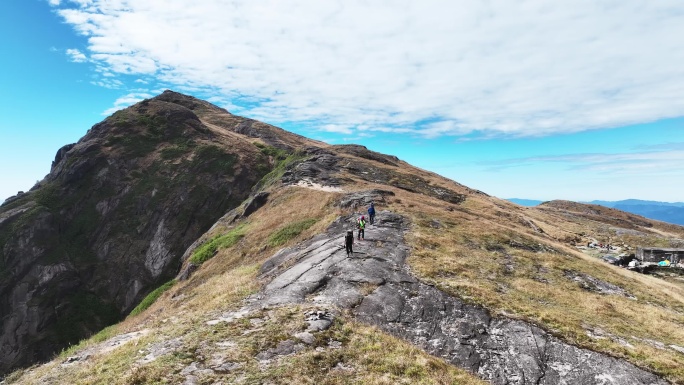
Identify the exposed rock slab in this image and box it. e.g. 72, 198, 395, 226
563, 270, 636, 298
255, 204, 666, 384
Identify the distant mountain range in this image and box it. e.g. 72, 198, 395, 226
507, 198, 684, 226
507, 198, 545, 207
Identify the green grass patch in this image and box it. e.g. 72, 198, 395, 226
189, 224, 247, 265
129, 279, 176, 317
255, 150, 307, 190
268, 218, 317, 247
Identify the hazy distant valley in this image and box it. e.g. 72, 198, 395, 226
508, 198, 684, 226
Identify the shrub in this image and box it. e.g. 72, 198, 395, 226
268, 218, 317, 247
256, 143, 288, 160
191, 145, 237, 175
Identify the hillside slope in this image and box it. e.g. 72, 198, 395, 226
0, 91, 321, 374
3, 92, 684, 384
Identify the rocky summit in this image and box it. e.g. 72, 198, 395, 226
2, 91, 684, 384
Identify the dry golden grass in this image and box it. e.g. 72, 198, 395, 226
388, 184, 684, 383
274, 316, 487, 385
8, 223, 484, 385
8, 185, 483, 384
8, 147, 684, 384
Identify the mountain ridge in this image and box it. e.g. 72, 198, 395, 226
506, 198, 684, 226
2, 91, 684, 384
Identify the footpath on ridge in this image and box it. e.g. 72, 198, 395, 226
247, 199, 666, 385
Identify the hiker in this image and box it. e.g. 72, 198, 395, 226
357, 215, 366, 240
367, 202, 375, 225
344, 230, 354, 256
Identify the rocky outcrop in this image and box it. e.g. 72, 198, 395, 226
51, 143, 76, 170
241, 192, 270, 219
281, 147, 341, 187
255, 195, 666, 384
334, 144, 400, 166
337, 189, 395, 209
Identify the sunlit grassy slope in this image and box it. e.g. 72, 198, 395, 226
7, 142, 684, 384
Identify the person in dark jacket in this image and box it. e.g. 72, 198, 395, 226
344, 230, 354, 256
367, 202, 376, 225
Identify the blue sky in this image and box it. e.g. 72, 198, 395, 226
2, 0, 684, 203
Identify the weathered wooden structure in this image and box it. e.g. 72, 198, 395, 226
636, 247, 684, 265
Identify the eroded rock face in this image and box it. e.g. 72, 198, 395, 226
256, 198, 666, 385
0, 92, 270, 375
281, 147, 341, 187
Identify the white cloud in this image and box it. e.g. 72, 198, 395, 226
90, 78, 123, 89
65, 48, 87, 62
52, 0, 684, 138
102, 92, 153, 115
482, 148, 684, 176
48, 0, 60, 5
320, 124, 353, 135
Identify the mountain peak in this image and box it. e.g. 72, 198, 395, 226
150, 90, 232, 116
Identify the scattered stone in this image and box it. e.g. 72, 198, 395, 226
213, 362, 243, 373
255, 339, 305, 361
670, 345, 684, 354
305, 310, 334, 332
333, 362, 354, 372
586, 327, 608, 340
206, 309, 250, 325
328, 340, 343, 349
294, 332, 315, 345
428, 219, 443, 229
619, 338, 636, 350
249, 318, 265, 327
633, 338, 667, 350
586, 327, 635, 349
138, 337, 184, 364
215, 340, 237, 349
63, 356, 81, 364
181, 362, 201, 376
